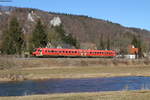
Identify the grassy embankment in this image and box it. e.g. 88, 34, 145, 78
1, 90, 150, 100
0, 56, 150, 81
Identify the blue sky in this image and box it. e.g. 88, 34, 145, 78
0, 0, 150, 30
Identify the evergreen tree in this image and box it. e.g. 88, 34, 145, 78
54, 25, 78, 48
131, 36, 138, 48
107, 36, 110, 50
65, 34, 77, 47
31, 19, 48, 48
2, 17, 24, 54
98, 35, 105, 50
47, 28, 62, 47
131, 35, 143, 58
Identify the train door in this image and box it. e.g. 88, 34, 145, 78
81, 50, 87, 56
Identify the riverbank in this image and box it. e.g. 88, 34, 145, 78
0, 65, 150, 82
1, 56, 150, 82
1, 90, 150, 100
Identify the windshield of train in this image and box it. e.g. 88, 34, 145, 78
33, 48, 37, 52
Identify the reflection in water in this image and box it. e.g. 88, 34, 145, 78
0, 76, 150, 96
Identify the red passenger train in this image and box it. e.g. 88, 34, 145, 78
32, 48, 116, 58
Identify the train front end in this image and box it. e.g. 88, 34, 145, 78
32, 48, 43, 57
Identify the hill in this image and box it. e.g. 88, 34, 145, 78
0, 6, 150, 52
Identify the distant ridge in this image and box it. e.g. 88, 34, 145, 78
0, 6, 150, 51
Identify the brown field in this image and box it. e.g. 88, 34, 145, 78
0, 55, 150, 81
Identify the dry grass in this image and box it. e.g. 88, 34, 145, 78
0, 63, 150, 81
1, 90, 150, 100
1, 56, 150, 81
0, 56, 150, 68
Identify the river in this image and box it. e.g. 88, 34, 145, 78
0, 76, 150, 96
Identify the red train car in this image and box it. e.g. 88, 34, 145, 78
32, 48, 116, 58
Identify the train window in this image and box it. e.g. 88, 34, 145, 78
33, 49, 37, 52
75, 51, 77, 53
38, 50, 42, 52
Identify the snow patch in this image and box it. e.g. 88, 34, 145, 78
5, 11, 10, 15
0, 12, 2, 15
28, 13, 34, 22
50, 16, 61, 26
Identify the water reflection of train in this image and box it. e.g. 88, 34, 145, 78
32, 48, 116, 58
